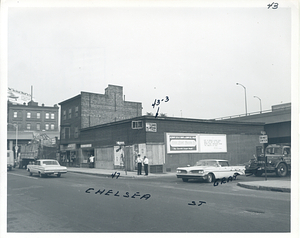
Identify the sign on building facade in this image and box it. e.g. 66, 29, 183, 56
146, 123, 157, 132
259, 135, 268, 143
7, 88, 33, 104
166, 133, 227, 154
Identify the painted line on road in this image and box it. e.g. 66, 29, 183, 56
8, 173, 38, 180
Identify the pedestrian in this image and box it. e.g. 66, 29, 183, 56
89, 155, 95, 168
143, 156, 149, 176
136, 154, 142, 175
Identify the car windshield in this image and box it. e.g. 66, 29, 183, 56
218, 161, 229, 167
42, 161, 59, 165
266, 147, 281, 155
195, 160, 218, 167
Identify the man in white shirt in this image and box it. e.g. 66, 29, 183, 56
89, 155, 94, 168
143, 156, 149, 176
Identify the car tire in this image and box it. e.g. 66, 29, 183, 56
57, 174, 61, 178
39, 172, 44, 178
28, 170, 32, 176
206, 173, 214, 183
182, 178, 189, 182
276, 163, 287, 177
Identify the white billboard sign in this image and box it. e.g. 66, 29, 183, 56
7, 88, 33, 104
166, 133, 227, 154
167, 133, 198, 153
199, 134, 227, 153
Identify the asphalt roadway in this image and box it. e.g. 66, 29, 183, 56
7, 168, 291, 233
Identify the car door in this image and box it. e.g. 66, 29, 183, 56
217, 161, 232, 178
34, 161, 41, 173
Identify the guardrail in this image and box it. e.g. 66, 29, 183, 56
214, 107, 290, 120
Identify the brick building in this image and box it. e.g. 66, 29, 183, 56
58, 84, 142, 166
78, 116, 265, 172
7, 100, 60, 159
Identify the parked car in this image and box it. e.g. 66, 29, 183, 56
27, 159, 67, 178
176, 159, 245, 183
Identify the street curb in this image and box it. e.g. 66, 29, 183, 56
68, 171, 112, 178
237, 182, 291, 193
67, 171, 171, 179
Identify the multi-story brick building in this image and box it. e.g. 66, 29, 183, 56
58, 84, 142, 166
7, 100, 60, 159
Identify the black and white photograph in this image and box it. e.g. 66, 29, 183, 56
1, 0, 299, 236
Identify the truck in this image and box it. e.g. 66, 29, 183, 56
19, 133, 58, 169
245, 144, 291, 177
7, 150, 14, 171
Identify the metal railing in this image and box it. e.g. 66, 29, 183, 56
214, 107, 290, 120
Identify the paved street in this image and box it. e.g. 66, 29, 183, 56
7, 169, 290, 232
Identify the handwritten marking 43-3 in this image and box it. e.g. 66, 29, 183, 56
267, 2, 278, 9
152, 96, 169, 118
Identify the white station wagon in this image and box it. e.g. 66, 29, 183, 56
27, 159, 67, 178
176, 159, 245, 183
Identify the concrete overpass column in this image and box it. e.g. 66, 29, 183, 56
9, 140, 13, 150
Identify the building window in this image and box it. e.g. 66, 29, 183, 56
51, 113, 55, 119
69, 109, 72, 119
132, 120, 143, 129
62, 128, 65, 139
75, 106, 79, 117
65, 127, 70, 139
13, 111, 17, 118
37, 112, 41, 119
45, 124, 49, 130
27, 112, 31, 118
27, 123, 31, 130
37, 123, 40, 131
63, 110, 66, 120
45, 113, 49, 119
51, 124, 55, 130
74, 127, 79, 138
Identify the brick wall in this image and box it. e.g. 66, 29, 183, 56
81, 85, 142, 128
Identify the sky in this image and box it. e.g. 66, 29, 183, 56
4, 0, 294, 119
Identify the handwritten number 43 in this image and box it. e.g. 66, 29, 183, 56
267, 2, 278, 9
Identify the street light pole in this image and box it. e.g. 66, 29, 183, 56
236, 83, 247, 116
254, 96, 262, 113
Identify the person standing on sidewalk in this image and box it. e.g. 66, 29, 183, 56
136, 154, 142, 175
89, 155, 94, 168
143, 156, 149, 176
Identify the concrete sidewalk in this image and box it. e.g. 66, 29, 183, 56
237, 180, 291, 193
66, 167, 176, 179
66, 167, 291, 193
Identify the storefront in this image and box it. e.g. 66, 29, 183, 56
80, 144, 94, 167
60, 143, 78, 167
